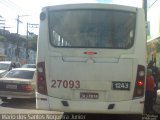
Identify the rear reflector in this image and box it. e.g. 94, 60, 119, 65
133, 65, 146, 99
84, 51, 97, 55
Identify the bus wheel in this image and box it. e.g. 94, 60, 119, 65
1, 97, 8, 102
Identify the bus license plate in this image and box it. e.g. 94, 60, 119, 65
80, 92, 99, 99
112, 82, 130, 90
6, 84, 17, 89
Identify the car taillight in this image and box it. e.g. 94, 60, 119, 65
22, 85, 33, 92
133, 65, 146, 99
37, 62, 47, 95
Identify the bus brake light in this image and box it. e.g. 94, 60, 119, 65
37, 62, 48, 95
137, 81, 144, 86
133, 65, 145, 99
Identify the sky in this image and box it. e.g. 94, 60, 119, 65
0, 0, 143, 35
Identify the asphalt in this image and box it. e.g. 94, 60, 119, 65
153, 90, 160, 114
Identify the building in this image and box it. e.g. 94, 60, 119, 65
0, 29, 36, 64
147, 0, 160, 66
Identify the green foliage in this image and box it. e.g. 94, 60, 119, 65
28, 35, 37, 51
0, 35, 7, 41
0, 33, 37, 51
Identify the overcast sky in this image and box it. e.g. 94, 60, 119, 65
0, 0, 142, 35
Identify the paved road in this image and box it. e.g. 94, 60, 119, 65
0, 99, 142, 120
0, 94, 159, 120
0, 98, 58, 114
153, 90, 160, 114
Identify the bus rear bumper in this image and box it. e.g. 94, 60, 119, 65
36, 92, 144, 114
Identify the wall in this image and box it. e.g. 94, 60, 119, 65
0, 41, 36, 65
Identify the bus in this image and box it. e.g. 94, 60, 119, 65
36, 3, 146, 114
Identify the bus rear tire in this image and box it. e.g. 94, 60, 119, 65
1, 97, 8, 102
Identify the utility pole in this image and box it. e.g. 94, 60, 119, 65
142, 0, 148, 41
16, 15, 29, 35
26, 23, 29, 63
17, 15, 20, 35
16, 15, 30, 62
142, 0, 147, 22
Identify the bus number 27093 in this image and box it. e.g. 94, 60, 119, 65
51, 80, 80, 88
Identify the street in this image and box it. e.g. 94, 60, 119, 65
0, 98, 56, 114
0, 98, 141, 120
0, 94, 159, 120
153, 90, 160, 114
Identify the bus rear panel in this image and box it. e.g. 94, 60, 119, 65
36, 3, 146, 114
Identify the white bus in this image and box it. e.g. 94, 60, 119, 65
36, 3, 146, 114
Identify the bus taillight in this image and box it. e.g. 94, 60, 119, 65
37, 62, 48, 95
133, 65, 145, 99
137, 81, 144, 86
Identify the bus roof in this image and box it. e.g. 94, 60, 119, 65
42, 3, 138, 12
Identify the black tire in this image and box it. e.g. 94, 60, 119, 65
1, 97, 8, 102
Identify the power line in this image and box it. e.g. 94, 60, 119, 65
149, 0, 159, 8
0, 0, 17, 10
0, 0, 26, 13
28, 23, 39, 28
6, 0, 21, 9
6, 0, 26, 13
0, 15, 11, 30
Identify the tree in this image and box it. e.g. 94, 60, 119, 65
0, 35, 7, 42
27, 35, 37, 51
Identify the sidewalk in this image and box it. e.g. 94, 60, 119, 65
153, 90, 160, 113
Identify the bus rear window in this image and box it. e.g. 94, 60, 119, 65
49, 9, 136, 49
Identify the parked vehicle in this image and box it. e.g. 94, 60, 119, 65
0, 61, 21, 77
0, 68, 36, 102
21, 64, 36, 68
